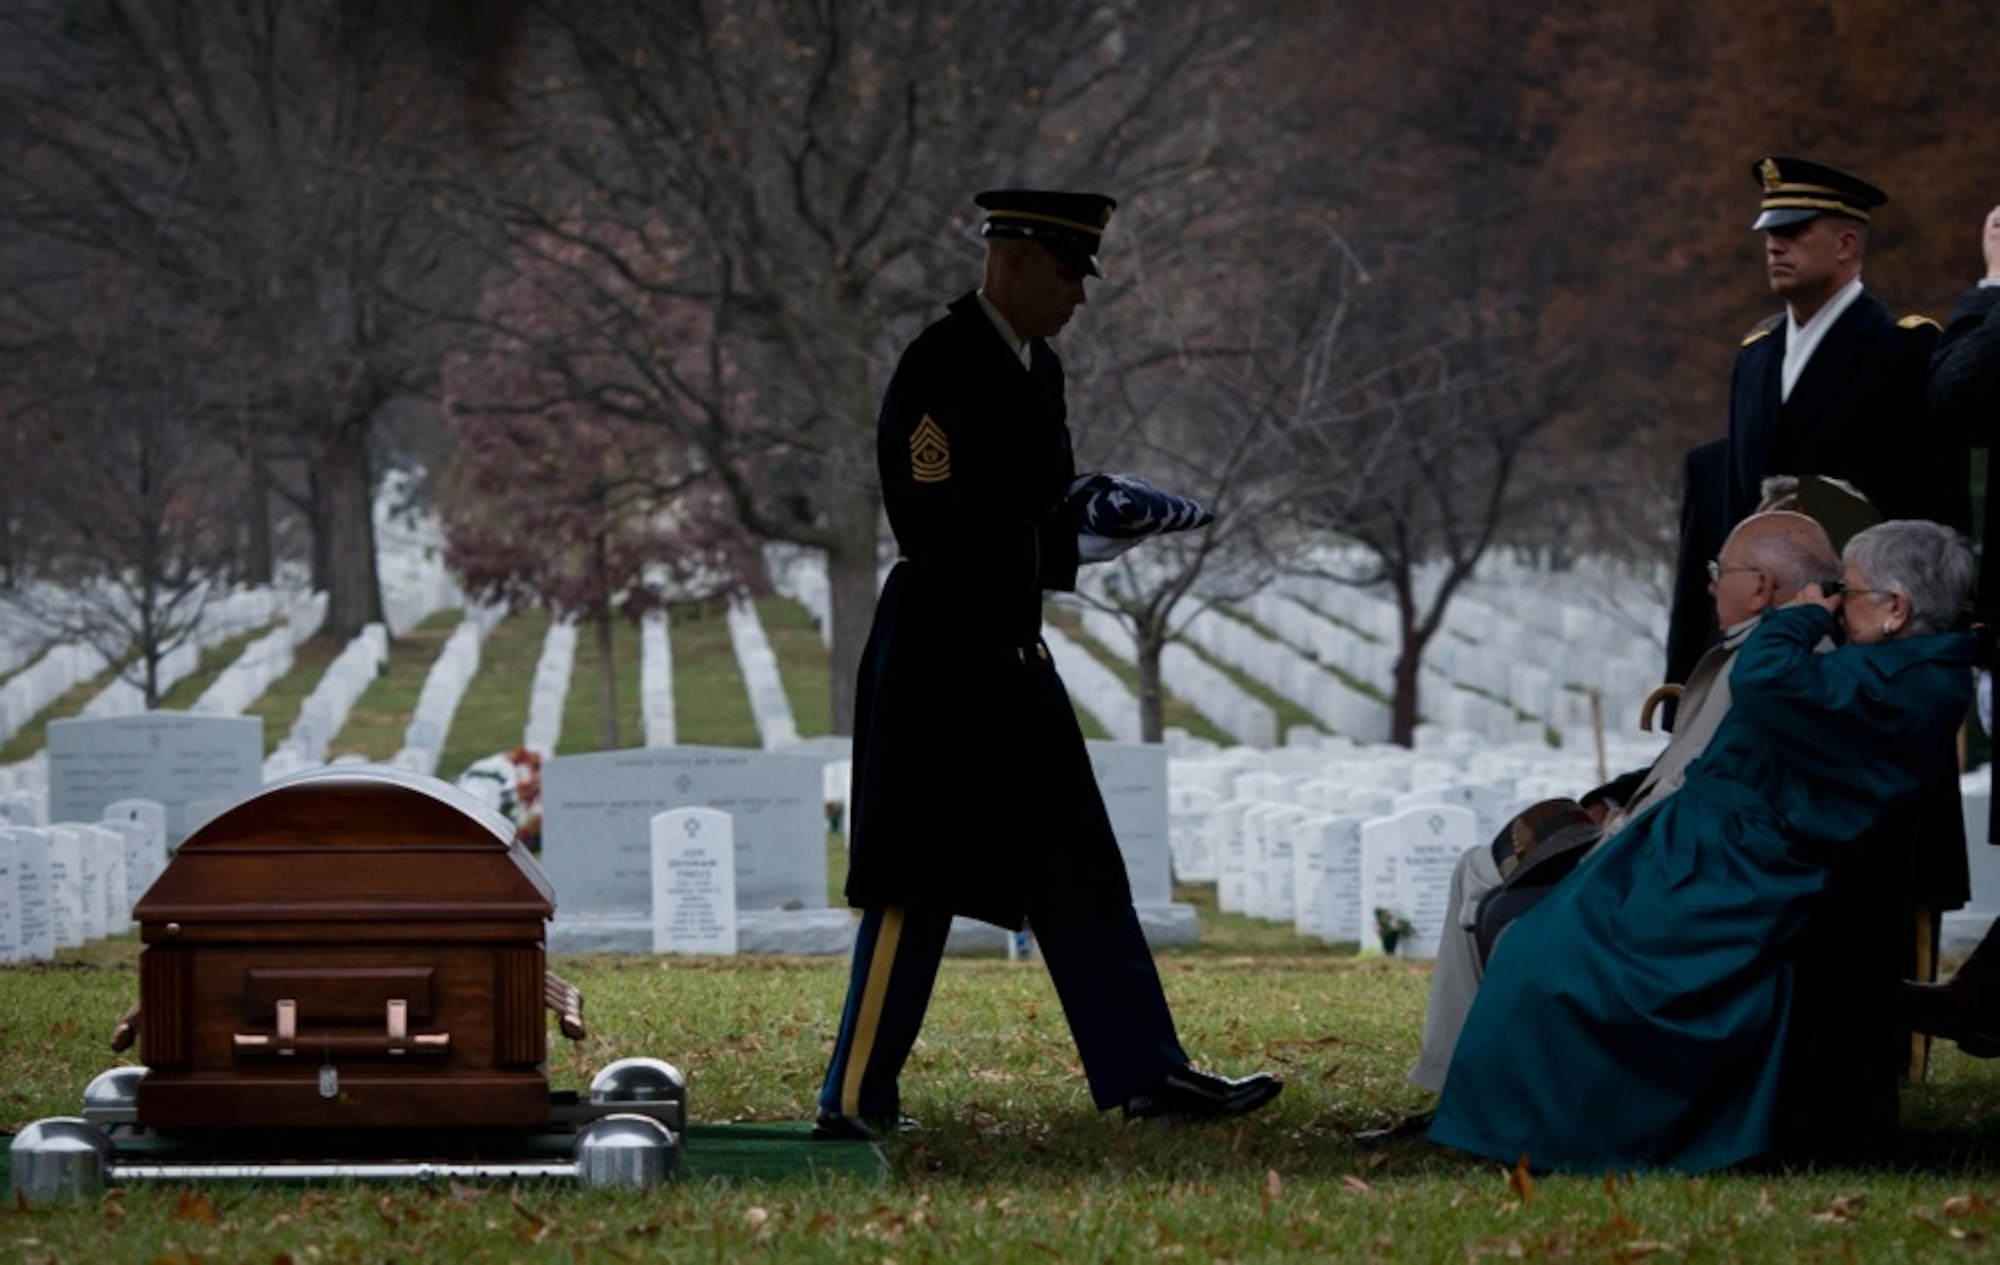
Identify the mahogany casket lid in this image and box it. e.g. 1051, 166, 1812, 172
132, 765, 556, 924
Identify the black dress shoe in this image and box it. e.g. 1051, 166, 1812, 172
1902, 980, 2000, 1057
1353, 1109, 1436, 1149
811, 1107, 921, 1141
1123, 1067, 1283, 1122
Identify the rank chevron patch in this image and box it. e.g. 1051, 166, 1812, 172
910, 414, 951, 483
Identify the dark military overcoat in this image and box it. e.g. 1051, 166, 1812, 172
843, 292, 1131, 929
1724, 292, 1966, 529
1664, 290, 1971, 909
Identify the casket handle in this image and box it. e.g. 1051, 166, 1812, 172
545, 971, 588, 1041
109, 1002, 142, 1053
232, 997, 451, 1058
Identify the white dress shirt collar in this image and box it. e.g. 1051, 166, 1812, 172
975, 290, 1030, 367
1782, 276, 1863, 401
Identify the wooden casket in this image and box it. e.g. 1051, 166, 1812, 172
127, 766, 569, 1131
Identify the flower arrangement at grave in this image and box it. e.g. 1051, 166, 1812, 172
506, 745, 544, 853
1374, 906, 1416, 955
456, 746, 545, 853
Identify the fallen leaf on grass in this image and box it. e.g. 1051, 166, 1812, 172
444, 1182, 487, 1206
1342, 1175, 1371, 1195
1943, 1194, 1991, 1219
172, 1189, 216, 1224
1808, 1193, 1865, 1224
1266, 1168, 1283, 1201
1617, 1239, 1675, 1257
511, 1193, 552, 1245
1508, 1154, 1537, 1205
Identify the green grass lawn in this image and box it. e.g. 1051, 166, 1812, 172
10, 934, 2000, 1259
14, 596, 2000, 1256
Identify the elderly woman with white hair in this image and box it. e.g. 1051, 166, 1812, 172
1427, 520, 1977, 1174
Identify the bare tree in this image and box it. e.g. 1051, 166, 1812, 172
1, 269, 244, 704
438, 226, 760, 747
1246, 229, 1563, 746
0, 1, 497, 641
466, 0, 1268, 734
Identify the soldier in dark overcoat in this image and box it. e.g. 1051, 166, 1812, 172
1904, 203, 2000, 1052
813, 189, 1282, 1141
1656, 156, 1974, 1159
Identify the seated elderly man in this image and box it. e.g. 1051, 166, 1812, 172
1359, 509, 1841, 1143
1430, 519, 1977, 1173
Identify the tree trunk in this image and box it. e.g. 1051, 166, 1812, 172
1136, 618, 1168, 743
318, 424, 385, 640
1391, 643, 1423, 747
592, 531, 620, 750
823, 492, 880, 737
242, 436, 275, 587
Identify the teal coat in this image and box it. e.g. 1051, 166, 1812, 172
1430, 605, 1976, 1173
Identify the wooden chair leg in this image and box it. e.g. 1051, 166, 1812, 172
1908, 903, 1937, 1086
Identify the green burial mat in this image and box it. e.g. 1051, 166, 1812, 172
0, 1120, 885, 1189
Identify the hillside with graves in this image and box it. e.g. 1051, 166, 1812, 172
1, 506, 1993, 971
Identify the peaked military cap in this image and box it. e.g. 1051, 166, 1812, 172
976, 188, 1117, 277
1750, 155, 1887, 231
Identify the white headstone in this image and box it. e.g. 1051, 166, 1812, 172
542, 746, 826, 950
1358, 804, 1476, 959
80, 823, 127, 935
1210, 799, 1255, 914
47, 714, 263, 846
650, 807, 739, 955
44, 823, 88, 948
98, 818, 160, 913
1086, 740, 1198, 945
0, 828, 19, 963
9, 827, 54, 961
1295, 813, 1368, 942
1945, 774, 2000, 961
1168, 784, 1219, 883
104, 798, 169, 855
1087, 741, 1172, 905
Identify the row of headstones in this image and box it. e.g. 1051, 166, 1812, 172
764, 543, 831, 648
1041, 622, 1143, 744
1160, 728, 1672, 956
391, 605, 507, 776
192, 592, 328, 717
0, 587, 302, 744
1072, 607, 1278, 747
640, 612, 676, 747
264, 623, 390, 776
1065, 543, 1666, 748
726, 599, 798, 751
535, 734, 1196, 955
1177, 600, 1396, 744
522, 620, 578, 756
0, 643, 110, 749
0, 799, 168, 963
1270, 553, 1665, 733
375, 469, 466, 637
77, 587, 302, 723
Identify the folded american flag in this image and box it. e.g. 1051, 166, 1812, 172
1064, 473, 1214, 539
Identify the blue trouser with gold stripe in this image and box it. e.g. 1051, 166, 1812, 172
818, 891, 1189, 1119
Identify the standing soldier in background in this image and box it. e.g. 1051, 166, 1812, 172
812, 189, 1281, 1141
1658, 156, 1972, 1159
1664, 156, 1970, 692
1905, 203, 2000, 1052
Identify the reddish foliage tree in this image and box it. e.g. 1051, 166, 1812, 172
440, 220, 759, 749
